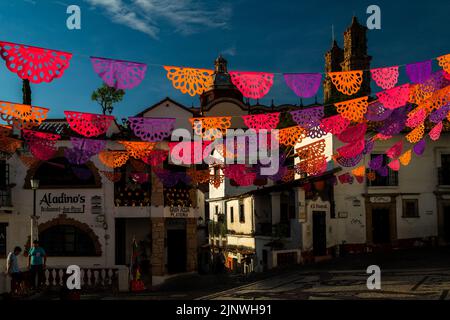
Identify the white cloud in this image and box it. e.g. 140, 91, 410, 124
85, 0, 232, 39
222, 45, 237, 57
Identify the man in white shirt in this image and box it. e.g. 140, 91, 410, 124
6, 246, 22, 295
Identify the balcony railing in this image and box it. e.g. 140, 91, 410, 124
367, 170, 398, 187
438, 167, 450, 186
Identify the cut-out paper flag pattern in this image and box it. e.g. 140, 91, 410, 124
290, 106, 324, 129
369, 155, 384, 171
142, 150, 168, 166
429, 121, 443, 141
164, 66, 213, 96
0, 101, 49, 130
98, 150, 129, 168
388, 159, 400, 171
371, 66, 399, 89
365, 101, 393, 121
242, 112, 280, 131
437, 54, 450, 74
413, 139, 426, 156
90, 57, 147, 90
376, 84, 410, 109
406, 60, 432, 84
229, 71, 274, 99
190, 117, 232, 140
119, 141, 157, 160
320, 114, 350, 135
65, 138, 106, 164
337, 139, 365, 159
277, 126, 307, 147
0, 137, 22, 154
337, 123, 367, 143
406, 107, 427, 128
429, 104, 450, 123
128, 117, 176, 142
406, 124, 425, 144
327, 70, 363, 95
100, 170, 122, 183
307, 126, 327, 139
283, 73, 322, 98
22, 129, 60, 161
65, 111, 114, 138
377, 106, 408, 136
386, 141, 403, 159
351, 166, 366, 177
335, 96, 368, 122
335, 153, 363, 168
0, 41, 72, 83
399, 150, 412, 166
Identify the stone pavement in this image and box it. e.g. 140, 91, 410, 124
198, 247, 450, 300
20, 247, 450, 300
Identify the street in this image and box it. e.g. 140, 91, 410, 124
198, 247, 450, 300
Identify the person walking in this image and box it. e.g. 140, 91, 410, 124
28, 240, 47, 291
6, 246, 23, 295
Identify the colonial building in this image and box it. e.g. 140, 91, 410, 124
0, 98, 207, 294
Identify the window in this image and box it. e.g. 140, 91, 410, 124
0, 223, 7, 257
33, 157, 98, 188
438, 154, 450, 185
230, 206, 234, 223
39, 225, 97, 256
0, 161, 11, 207
367, 154, 398, 187
239, 203, 245, 223
215, 205, 219, 215
402, 199, 419, 218
114, 161, 151, 207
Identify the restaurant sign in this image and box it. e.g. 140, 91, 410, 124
39, 192, 102, 215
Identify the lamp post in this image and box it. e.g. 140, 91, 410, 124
30, 178, 39, 242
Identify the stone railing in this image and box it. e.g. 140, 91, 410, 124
1, 266, 129, 295
44, 267, 119, 292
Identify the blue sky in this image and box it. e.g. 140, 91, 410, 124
0, 0, 448, 120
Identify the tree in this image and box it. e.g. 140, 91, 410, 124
91, 83, 125, 115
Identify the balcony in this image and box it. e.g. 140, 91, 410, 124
367, 170, 398, 187
438, 167, 450, 186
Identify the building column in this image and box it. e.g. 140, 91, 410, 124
186, 218, 198, 272
271, 192, 281, 225
296, 187, 306, 221
151, 217, 165, 276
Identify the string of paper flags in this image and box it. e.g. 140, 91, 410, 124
0, 40, 449, 190
0, 40, 449, 99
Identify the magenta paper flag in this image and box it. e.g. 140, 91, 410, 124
386, 141, 403, 159
128, 117, 176, 142
22, 130, 60, 161
242, 112, 280, 131
376, 84, 410, 109
337, 123, 367, 144
0, 41, 72, 84
406, 60, 432, 84
283, 73, 322, 98
91, 57, 147, 90
371, 66, 399, 89
229, 71, 274, 99
429, 122, 443, 141
388, 159, 400, 171
337, 139, 365, 159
